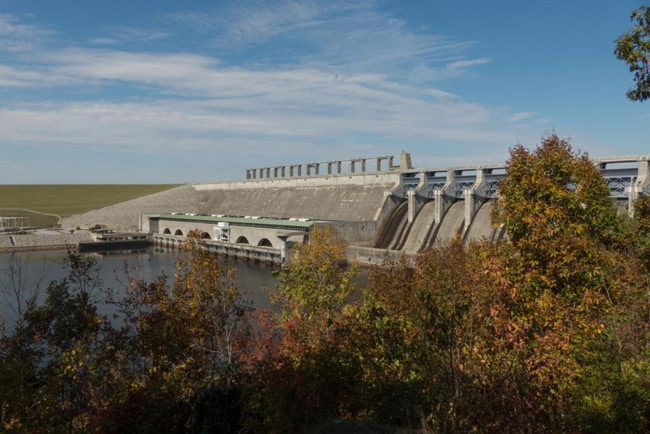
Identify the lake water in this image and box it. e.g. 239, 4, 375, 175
0, 247, 279, 328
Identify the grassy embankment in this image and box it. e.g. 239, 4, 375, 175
0, 185, 181, 228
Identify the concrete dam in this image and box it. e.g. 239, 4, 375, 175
133, 152, 650, 265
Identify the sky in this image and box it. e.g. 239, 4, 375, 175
0, 0, 648, 184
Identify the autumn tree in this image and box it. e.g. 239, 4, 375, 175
490, 134, 650, 431
238, 226, 360, 432
615, 6, 650, 101
631, 194, 650, 269
100, 231, 251, 433
492, 134, 623, 294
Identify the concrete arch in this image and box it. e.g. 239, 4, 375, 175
174, 229, 184, 236
257, 238, 273, 248
236, 236, 249, 244
201, 232, 211, 239
163, 228, 171, 235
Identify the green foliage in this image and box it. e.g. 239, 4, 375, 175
100, 231, 251, 432
492, 134, 623, 296
632, 195, 650, 269
0, 239, 252, 433
615, 6, 650, 101
0, 251, 106, 432
238, 227, 361, 432
272, 226, 358, 324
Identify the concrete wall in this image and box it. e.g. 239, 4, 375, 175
347, 246, 412, 267
153, 235, 282, 264
193, 172, 400, 222
229, 225, 306, 248
153, 219, 306, 248
313, 221, 378, 247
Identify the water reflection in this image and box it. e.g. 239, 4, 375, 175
0, 247, 279, 328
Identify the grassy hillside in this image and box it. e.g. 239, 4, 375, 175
0, 185, 181, 227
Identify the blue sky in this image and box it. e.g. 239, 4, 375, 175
0, 0, 647, 183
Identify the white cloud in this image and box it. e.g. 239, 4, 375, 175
0, 40, 523, 169
0, 1, 546, 179
0, 80, 511, 155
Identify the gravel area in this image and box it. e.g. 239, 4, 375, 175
0, 236, 13, 248
11, 232, 93, 247
62, 185, 199, 230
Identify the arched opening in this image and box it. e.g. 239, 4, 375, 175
163, 228, 171, 235
201, 232, 211, 240
174, 229, 184, 236
257, 238, 273, 248
235, 236, 249, 244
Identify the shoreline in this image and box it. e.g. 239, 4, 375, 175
0, 244, 75, 254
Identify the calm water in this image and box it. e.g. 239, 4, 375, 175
0, 247, 278, 328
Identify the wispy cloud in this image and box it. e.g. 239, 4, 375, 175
446, 58, 490, 71
505, 111, 536, 123
88, 26, 170, 46
168, 0, 484, 83
414, 57, 491, 81
88, 37, 118, 45
0, 13, 56, 52
0, 64, 80, 87
168, 0, 367, 45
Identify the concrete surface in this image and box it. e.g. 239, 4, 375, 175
347, 245, 411, 267
374, 201, 408, 249
431, 201, 465, 246
464, 201, 498, 242
195, 173, 398, 222
402, 200, 436, 253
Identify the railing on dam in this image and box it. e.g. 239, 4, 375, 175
390, 156, 650, 204
245, 152, 414, 180
380, 156, 650, 241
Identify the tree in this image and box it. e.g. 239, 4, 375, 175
615, 6, 650, 101
272, 226, 357, 326
238, 226, 360, 432
492, 134, 623, 295
490, 134, 650, 431
99, 231, 251, 433
0, 253, 49, 431
1, 251, 108, 433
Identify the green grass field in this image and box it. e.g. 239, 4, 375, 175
0, 185, 181, 227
